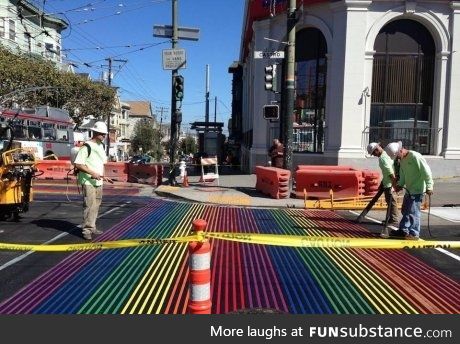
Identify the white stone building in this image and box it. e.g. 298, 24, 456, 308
238, 0, 460, 177
0, 0, 68, 69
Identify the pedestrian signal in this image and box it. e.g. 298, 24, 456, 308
263, 104, 279, 120
173, 109, 182, 123
264, 64, 279, 92
174, 75, 184, 101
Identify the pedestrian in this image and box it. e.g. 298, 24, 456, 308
384, 141, 434, 240
367, 142, 398, 238
74, 121, 113, 240
268, 139, 284, 168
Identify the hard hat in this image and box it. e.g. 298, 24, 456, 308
90, 121, 108, 134
367, 142, 379, 155
384, 141, 402, 160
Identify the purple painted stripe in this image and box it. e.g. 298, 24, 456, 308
0, 200, 162, 314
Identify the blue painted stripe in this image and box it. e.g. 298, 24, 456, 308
33, 201, 177, 313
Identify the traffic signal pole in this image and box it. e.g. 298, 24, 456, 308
169, 0, 179, 185
282, 0, 296, 170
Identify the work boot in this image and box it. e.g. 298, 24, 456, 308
83, 233, 92, 240
380, 227, 390, 239
405, 234, 419, 240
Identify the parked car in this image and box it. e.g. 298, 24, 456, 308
129, 155, 152, 164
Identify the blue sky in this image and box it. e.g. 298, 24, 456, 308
41, 0, 245, 134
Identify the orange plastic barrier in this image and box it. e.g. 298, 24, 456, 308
297, 165, 354, 171
127, 163, 158, 185
362, 169, 381, 196
295, 169, 365, 199
104, 162, 128, 182
35, 160, 73, 180
157, 164, 163, 186
255, 166, 291, 199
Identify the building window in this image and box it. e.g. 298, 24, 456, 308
45, 43, 54, 58
371, 19, 435, 154
0, 18, 5, 38
294, 28, 328, 153
8, 19, 15, 41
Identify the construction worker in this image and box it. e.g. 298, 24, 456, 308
367, 142, 398, 238
74, 121, 113, 240
384, 141, 433, 240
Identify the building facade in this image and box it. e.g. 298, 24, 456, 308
0, 0, 68, 67
238, 0, 460, 177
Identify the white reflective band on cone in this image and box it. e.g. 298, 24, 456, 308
190, 252, 210, 270
190, 283, 211, 301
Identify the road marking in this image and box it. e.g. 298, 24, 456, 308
0, 202, 131, 272
423, 207, 460, 222
349, 210, 460, 262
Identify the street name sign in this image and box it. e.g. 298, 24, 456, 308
254, 51, 285, 59
162, 48, 186, 70
153, 25, 200, 41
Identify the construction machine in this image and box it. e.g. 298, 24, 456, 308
0, 148, 36, 220
0, 113, 37, 220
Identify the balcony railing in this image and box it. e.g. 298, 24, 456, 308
363, 126, 441, 155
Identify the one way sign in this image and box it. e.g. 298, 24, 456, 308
254, 51, 285, 59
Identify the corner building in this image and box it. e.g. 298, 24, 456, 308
237, 0, 460, 177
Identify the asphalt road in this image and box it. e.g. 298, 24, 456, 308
0, 197, 150, 303
0, 177, 459, 309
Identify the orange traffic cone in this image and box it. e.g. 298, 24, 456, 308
183, 173, 189, 187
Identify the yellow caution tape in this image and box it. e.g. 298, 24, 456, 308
0, 236, 198, 252
204, 232, 460, 250
0, 233, 459, 252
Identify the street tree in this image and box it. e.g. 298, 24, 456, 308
0, 46, 115, 124
130, 120, 163, 161
179, 135, 197, 156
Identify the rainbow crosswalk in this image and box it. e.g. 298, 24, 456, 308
0, 199, 459, 314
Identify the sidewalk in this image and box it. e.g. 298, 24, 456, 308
155, 174, 306, 208
155, 174, 460, 210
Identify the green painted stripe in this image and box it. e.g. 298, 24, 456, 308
271, 209, 375, 314
78, 202, 197, 314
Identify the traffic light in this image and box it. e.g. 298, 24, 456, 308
263, 104, 279, 120
174, 75, 184, 101
264, 64, 278, 92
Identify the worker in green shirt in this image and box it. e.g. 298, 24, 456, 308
367, 142, 398, 238
384, 141, 434, 240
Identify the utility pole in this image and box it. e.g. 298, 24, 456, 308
168, 0, 179, 185
214, 96, 217, 123
105, 57, 127, 157
106, 57, 113, 157
205, 64, 210, 132
282, 0, 296, 170
156, 106, 168, 138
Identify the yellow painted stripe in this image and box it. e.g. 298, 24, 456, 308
325, 248, 417, 314
121, 204, 204, 314
286, 209, 417, 314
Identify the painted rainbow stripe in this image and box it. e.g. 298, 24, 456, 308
0, 200, 459, 314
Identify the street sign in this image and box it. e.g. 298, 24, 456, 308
254, 51, 285, 59
162, 48, 186, 70
153, 25, 200, 41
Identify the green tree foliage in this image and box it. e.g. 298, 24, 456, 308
179, 135, 197, 156
0, 47, 115, 124
131, 120, 163, 161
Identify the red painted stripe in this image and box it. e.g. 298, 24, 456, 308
355, 249, 460, 313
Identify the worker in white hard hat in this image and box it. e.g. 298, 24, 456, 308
384, 141, 433, 240
367, 142, 398, 238
74, 121, 113, 240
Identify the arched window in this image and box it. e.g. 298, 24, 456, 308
294, 28, 327, 153
371, 19, 435, 154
